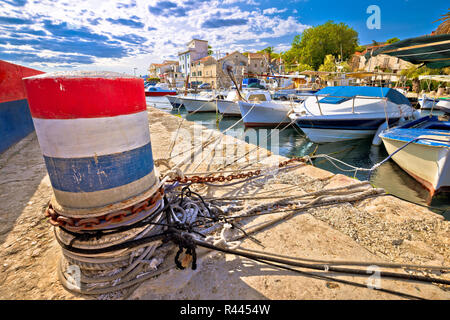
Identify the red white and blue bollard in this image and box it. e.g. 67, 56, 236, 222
23, 71, 159, 218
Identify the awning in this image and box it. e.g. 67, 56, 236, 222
346, 71, 403, 79
365, 34, 450, 69
418, 74, 450, 82
300, 70, 335, 76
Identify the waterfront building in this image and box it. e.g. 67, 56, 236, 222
247, 52, 271, 76
216, 51, 248, 89
350, 44, 413, 74
178, 39, 209, 79
190, 55, 217, 87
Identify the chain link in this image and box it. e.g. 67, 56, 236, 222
166, 157, 306, 184
45, 188, 164, 232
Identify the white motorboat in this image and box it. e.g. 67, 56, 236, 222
178, 91, 227, 113
380, 116, 450, 197
238, 99, 296, 127
217, 89, 272, 116
289, 86, 416, 143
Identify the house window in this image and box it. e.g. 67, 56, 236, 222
192, 72, 196, 76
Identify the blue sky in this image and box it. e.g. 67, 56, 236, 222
0, 0, 448, 75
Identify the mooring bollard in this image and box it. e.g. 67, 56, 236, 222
23, 71, 159, 217
23, 71, 168, 296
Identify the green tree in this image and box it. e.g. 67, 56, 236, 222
258, 46, 274, 56
338, 61, 352, 72
208, 45, 213, 56
297, 63, 313, 73
318, 54, 337, 72
283, 21, 358, 70
258, 46, 282, 63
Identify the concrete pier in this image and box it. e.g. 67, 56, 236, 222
0, 106, 448, 300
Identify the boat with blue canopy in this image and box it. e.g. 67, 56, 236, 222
289, 86, 417, 143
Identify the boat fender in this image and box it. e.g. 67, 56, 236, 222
372, 121, 388, 146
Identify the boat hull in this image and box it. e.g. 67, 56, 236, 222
295, 117, 400, 143
419, 97, 450, 111
217, 100, 240, 116
180, 97, 217, 113
166, 96, 184, 108
381, 137, 450, 196
300, 127, 376, 143
239, 101, 292, 127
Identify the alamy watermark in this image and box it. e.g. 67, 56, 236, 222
367, 265, 382, 289
65, 264, 81, 291
367, 5, 381, 30
169, 122, 281, 168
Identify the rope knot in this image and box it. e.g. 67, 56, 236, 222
167, 167, 186, 181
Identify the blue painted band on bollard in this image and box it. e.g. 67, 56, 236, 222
44, 142, 154, 193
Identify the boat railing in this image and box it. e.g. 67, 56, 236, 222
311, 94, 388, 115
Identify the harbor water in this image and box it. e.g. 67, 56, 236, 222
147, 96, 449, 218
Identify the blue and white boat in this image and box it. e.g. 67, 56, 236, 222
289, 86, 416, 143
145, 83, 177, 97
380, 116, 450, 197
419, 94, 450, 113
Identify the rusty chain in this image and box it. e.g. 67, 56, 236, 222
166, 157, 306, 184
46, 157, 306, 231
45, 188, 164, 232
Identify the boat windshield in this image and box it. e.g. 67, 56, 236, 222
248, 94, 268, 102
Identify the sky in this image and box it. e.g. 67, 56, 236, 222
0, 0, 448, 75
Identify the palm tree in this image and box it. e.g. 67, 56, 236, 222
434, 9, 450, 34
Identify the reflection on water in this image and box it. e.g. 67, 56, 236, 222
147, 96, 449, 219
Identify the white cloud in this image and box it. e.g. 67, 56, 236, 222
0, 0, 309, 74
263, 8, 287, 15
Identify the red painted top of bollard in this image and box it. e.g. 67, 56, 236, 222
23, 71, 146, 120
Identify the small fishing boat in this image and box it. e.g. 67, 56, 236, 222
217, 90, 272, 116
145, 83, 177, 97
289, 86, 416, 143
238, 99, 295, 127
178, 91, 227, 113
380, 116, 450, 197
419, 94, 450, 112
